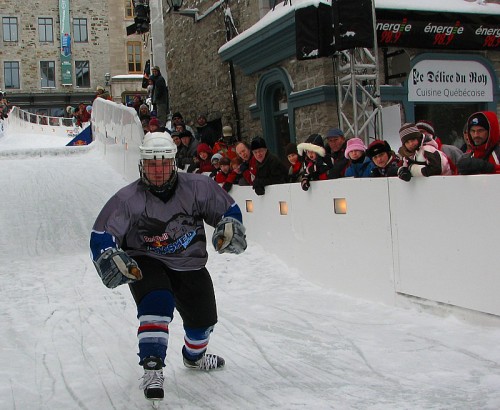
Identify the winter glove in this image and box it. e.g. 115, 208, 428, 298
222, 182, 233, 192
457, 157, 494, 175
94, 248, 142, 289
397, 166, 412, 182
301, 178, 310, 191
212, 217, 247, 254
253, 181, 265, 196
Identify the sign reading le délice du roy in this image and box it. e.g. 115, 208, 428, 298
408, 60, 493, 102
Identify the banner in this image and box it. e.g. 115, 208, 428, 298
376, 10, 500, 51
59, 0, 73, 85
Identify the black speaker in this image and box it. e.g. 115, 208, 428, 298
332, 0, 374, 51
295, 3, 335, 60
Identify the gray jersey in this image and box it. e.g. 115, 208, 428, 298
92, 173, 235, 271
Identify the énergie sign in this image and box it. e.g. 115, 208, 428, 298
408, 60, 493, 102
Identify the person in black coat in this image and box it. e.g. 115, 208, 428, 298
250, 136, 288, 196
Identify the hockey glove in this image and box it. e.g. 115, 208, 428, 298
94, 248, 142, 289
253, 181, 265, 196
457, 157, 494, 175
212, 217, 247, 255
397, 166, 412, 182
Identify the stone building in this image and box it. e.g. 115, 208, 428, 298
163, 0, 500, 159
1, 0, 149, 115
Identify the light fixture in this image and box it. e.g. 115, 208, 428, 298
279, 201, 288, 215
104, 73, 111, 86
245, 200, 254, 213
166, 0, 224, 22
333, 198, 347, 214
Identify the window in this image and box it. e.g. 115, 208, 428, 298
2, 17, 18, 42
38, 18, 53, 42
4, 61, 20, 89
125, 0, 134, 18
73, 18, 88, 43
75, 60, 90, 88
127, 41, 142, 73
40, 61, 56, 88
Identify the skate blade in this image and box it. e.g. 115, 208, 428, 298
149, 399, 162, 409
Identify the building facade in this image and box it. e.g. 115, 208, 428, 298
162, 0, 500, 159
1, 0, 149, 115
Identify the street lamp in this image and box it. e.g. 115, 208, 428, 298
104, 73, 111, 86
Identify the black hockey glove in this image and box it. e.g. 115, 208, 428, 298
222, 182, 233, 192
397, 166, 412, 182
212, 217, 247, 255
94, 248, 142, 289
457, 157, 494, 175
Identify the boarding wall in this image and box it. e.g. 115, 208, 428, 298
91, 98, 500, 319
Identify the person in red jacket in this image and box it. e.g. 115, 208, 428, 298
457, 111, 500, 175
234, 141, 258, 186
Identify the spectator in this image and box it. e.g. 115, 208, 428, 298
416, 120, 463, 173
196, 114, 218, 148
214, 157, 234, 191
235, 141, 258, 186
169, 112, 196, 139
170, 131, 184, 166
209, 153, 223, 178
297, 134, 332, 191
149, 118, 165, 133
95, 86, 112, 100
139, 104, 151, 123
344, 137, 375, 178
177, 130, 198, 170
146, 78, 154, 110
150, 66, 168, 125
213, 126, 238, 160
141, 119, 150, 135
366, 140, 400, 177
75, 103, 91, 127
250, 136, 288, 196
285, 142, 303, 183
397, 123, 452, 182
132, 94, 143, 114
324, 127, 349, 179
457, 111, 500, 175
187, 143, 213, 174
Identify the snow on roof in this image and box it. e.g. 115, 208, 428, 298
111, 74, 144, 80
219, 0, 500, 53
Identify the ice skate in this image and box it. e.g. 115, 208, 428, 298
140, 357, 164, 402
183, 353, 225, 371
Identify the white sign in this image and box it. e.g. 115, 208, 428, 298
408, 60, 493, 102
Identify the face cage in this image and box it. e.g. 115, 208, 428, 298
139, 157, 178, 193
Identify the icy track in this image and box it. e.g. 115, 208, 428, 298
1, 130, 500, 410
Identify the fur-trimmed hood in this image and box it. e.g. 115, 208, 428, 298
297, 142, 326, 157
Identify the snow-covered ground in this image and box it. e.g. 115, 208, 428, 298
1, 129, 500, 410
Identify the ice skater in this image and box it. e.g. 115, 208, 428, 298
90, 132, 247, 405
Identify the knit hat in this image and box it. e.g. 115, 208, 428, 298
399, 123, 422, 144
285, 142, 298, 156
180, 130, 193, 139
366, 140, 392, 159
197, 143, 212, 155
222, 126, 233, 137
152, 66, 160, 71
172, 112, 183, 120
211, 153, 223, 163
326, 128, 344, 139
467, 112, 490, 132
250, 136, 267, 150
344, 137, 367, 159
149, 118, 160, 128
297, 133, 326, 157
415, 120, 435, 136
139, 104, 148, 111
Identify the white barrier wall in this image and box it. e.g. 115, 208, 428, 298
7, 106, 77, 138
91, 100, 500, 320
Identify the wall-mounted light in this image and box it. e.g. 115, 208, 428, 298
334, 198, 347, 214
279, 201, 288, 215
104, 73, 111, 86
245, 200, 254, 213
166, 0, 224, 22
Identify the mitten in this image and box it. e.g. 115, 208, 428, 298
253, 181, 265, 196
397, 166, 412, 182
301, 178, 310, 191
457, 157, 494, 175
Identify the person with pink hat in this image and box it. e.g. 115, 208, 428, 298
344, 137, 375, 178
